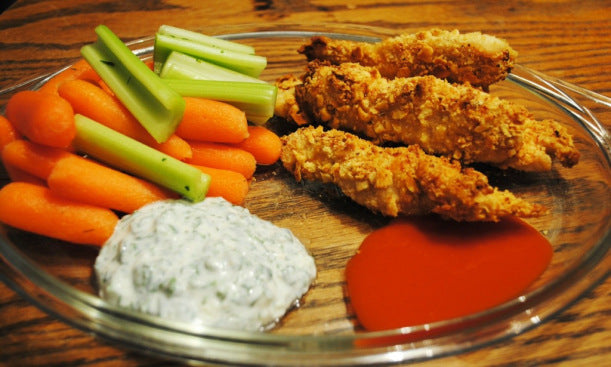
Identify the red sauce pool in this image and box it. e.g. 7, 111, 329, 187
345, 216, 553, 331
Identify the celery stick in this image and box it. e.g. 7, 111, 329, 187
159, 51, 265, 84
164, 78, 277, 125
81, 25, 185, 144
157, 25, 255, 55
73, 114, 210, 202
154, 33, 267, 78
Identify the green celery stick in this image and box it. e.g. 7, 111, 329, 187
154, 33, 267, 78
81, 25, 185, 144
157, 25, 255, 55
159, 51, 265, 84
163, 78, 277, 125
73, 114, 210, 202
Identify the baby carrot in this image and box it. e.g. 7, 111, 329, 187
58, 79, 192, 160
0, 182, 119, 246
145, 59, 154, 70
187, 141, 256, 179
230, 125, 282, 165
0, 115, 19, 151
96, 78, 115, 96
2, 140, 72, 180
191, 164, 250, 205
47, 155, 178, 213
38, 59, 96, 95
3, 161, 46, 186
5, 90, 75, 148
176, 97, 249, 143
158, 136, 192, 161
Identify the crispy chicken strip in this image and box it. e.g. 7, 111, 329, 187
281, 126, 544, 222
289, 61, 579, 172
299, 29, 517, 89
274, 74, 310, 126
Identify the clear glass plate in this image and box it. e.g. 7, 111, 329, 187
0, 23, 609, 366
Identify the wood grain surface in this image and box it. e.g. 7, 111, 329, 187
0, 1, 610, 366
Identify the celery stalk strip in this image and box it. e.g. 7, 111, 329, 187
81, 25, 185, 143
154, 33, 267, 78
157, 25, 255, 55
164, 79, 277, 125
159, 51, 265, 84
73, 114, 210, 202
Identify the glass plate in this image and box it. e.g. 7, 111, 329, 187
0, 23, 610, 366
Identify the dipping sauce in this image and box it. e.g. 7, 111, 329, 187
95, 197, 316, 331
345, 216, 553, 331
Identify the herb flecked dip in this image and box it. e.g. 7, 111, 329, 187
95, 197, 316, 331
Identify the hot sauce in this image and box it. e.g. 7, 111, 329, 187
345, 216, 553, 331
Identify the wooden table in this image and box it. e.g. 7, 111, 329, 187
0, 1, 609, 366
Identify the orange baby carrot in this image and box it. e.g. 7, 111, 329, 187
187, 141, 256, 179
191, 164, 250, 205
96, 78, 115, 96
47, 155, 178, 213
145, 59, 154, 71
2, 140, 71, 180
5, 90, 75, 148
38, 59, 96, 95
0, 115, 19, 151
176, 97, 249, 143
149, 133, 192, 160
58, 79, 191, 160
3, 161, 46, 186
0, 182, 119, 246
230, 125, 282, 165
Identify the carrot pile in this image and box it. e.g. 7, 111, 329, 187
0, 59, 282, 246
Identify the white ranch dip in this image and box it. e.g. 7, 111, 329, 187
94, 197, 316, 331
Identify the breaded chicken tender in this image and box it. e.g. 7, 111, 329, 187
288, 62, 579, 172
274, 74, 309, 126
299, 29, 517, 89
281, 126, 545, 222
